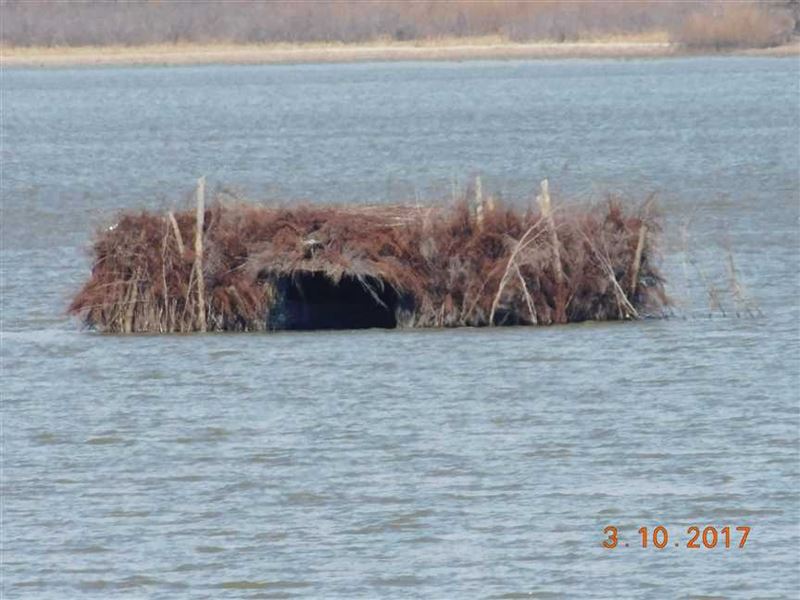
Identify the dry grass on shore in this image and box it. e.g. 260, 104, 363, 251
673, 3, 796, 49
0, 1, 701, 47
2, 0, 797, 67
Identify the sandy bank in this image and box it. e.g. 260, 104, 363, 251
4, 37, 797, 68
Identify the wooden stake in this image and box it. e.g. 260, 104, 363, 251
630, 223, 648, 295
536, 179, 566, 323
161, 224, 171, 332
475, 175, 484, 228
194, 176, 207, 332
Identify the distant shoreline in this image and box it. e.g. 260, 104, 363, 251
3, 37, 799, 68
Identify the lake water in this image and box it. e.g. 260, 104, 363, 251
2, 57, 799, 598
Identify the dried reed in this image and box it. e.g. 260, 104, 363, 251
68, 186, 668, 333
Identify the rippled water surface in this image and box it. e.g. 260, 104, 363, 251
2, 57, 799, 598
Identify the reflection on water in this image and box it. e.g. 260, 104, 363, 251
2, 57, 799, 598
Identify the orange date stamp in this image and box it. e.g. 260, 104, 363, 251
602, 525, 751, 549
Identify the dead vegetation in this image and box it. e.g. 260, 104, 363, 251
677, 213, 763, 319
0, 1, 687, 46
68, 181, 667, 334
3, 0, 795, 49
671, 2, 795, 49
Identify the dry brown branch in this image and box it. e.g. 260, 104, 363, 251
167, 211, 185, 256
489, 219, 545, 325
580, 229, 639, 320
515, 265, 537, 325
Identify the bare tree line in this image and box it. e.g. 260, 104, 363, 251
1, 1, 795, 48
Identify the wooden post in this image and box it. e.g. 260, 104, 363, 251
194, 176, 207, 332
536, 179, 566, 323
474, 175, 484, 228
630, 223, 648, 296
